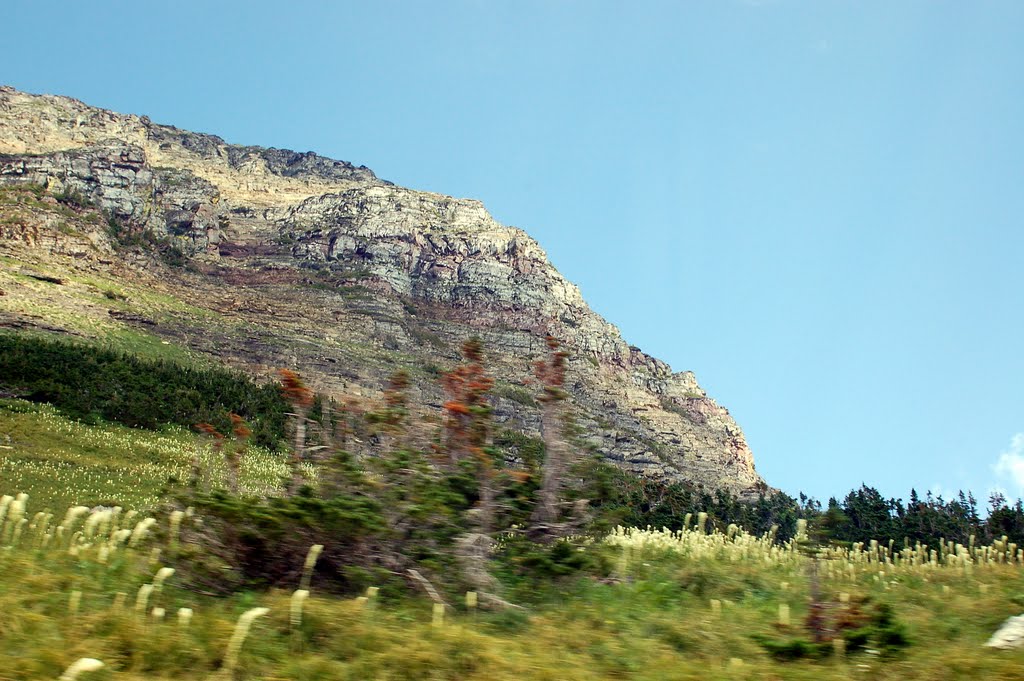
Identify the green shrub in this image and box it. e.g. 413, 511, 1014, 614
54, 186, 93, 209
183, 487, 387, 592
0, 333, 289, 449
493, 383, 537, 407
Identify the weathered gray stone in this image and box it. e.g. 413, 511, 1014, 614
985, 614, 1024, 649
0, 86, 767, 496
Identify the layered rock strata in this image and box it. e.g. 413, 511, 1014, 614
0, 86, 765, 495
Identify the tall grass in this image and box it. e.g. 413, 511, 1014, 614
2, 492, 1024, 679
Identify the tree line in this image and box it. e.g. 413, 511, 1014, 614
802, 485, 1024, 548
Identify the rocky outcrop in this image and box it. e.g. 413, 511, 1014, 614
985, 614, 1024, 649
0, 86, 766, 495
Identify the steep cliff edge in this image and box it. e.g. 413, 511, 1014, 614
0, 86, 765, 495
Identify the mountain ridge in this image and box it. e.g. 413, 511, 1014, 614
0, 85, 766, 496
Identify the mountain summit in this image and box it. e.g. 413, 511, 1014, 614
0, 86, 765, 495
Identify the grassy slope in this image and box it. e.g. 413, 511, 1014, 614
1, 373, 1022, 678
0, 399, 289, 511
2, 502, 1024, 680
0, 253, 209, 366
0, 344, 1020, 680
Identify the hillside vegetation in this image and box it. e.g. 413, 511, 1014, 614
2, 493, 1024, 680
0, 334, 289, 450
2, 336, 1024, 679
0, 399, 289, 511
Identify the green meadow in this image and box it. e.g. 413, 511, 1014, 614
2, 335, 1023, 680
2, 497, 1024, 680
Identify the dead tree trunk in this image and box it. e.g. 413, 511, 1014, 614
532, 401, 566, 526
319, 398, 334, 457
530, 335, 569, 531
288, 406, 307, 494
279, 369, 314, 496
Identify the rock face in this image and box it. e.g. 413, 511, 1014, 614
0, 86, 766, 496
985, 614, 1024, 649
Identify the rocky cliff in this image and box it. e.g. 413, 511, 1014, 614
0, 86, 765, 495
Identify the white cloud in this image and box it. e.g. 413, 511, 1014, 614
992, 433, 1024, 491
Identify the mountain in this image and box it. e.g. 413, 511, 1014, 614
0, 86, 765, 496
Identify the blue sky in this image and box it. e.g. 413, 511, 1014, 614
6, 1, 1023, 506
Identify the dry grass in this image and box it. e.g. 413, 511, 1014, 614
2, 496, 1024, 680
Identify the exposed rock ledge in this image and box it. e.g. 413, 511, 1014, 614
0, 85, 766, 496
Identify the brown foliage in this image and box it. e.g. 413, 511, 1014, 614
441, 338, 494, 464
195, 422, 224, 444
441, 338, 498, 542
195, 414, 250, 494
385, 370, 410, 409
534, 334, 568, 403
229, 412, 252, 440
278, 369, 313, 494
278, 368, 314, 408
